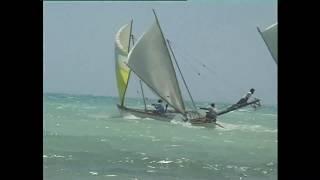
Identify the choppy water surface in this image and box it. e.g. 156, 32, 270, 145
44, 93, 277, 180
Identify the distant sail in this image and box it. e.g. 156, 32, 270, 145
115, 23, 132, 106
127, 21, 186, 114
258, 23, 278, 64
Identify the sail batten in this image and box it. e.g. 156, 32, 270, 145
258, 23, 278, 64
115, 23, 132, 106
127, 21, 186, 114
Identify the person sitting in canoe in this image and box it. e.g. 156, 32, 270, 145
231, 88, 255, 108
152, 99, 168, 114
200, 103, 218, 123
236, 88, 255, 104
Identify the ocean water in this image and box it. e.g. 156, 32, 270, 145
43, 93, 277, 180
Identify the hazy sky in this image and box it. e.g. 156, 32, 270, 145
44, 0, 277, 105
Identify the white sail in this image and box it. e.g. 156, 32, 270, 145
127, 21, 186, 114
258, 23, 278, 64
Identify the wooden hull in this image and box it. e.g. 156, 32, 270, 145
117, 104, 177, 121
117, 105, 217, 127
188, 117, 217, 128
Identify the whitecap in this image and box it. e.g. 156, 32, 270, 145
123, 114, 141, 120
170, 120, 204, 129
203, 164, 214, 170
218, 122, 277, 133
266, 162, 274, 166
238, 109, 250, 112
157, 160, 173, 164
239, 166, 249, 172
143, 118, 154, 121
53, 154, 64, 158
89, 171, 98, 175
180, 157, 190, 161
262, 129, 277, 133
105, 174, 117, 177
168, 144, 182, 147
56, 106, 64, 109
226, 165, 234, 169
147, 170, 156, 173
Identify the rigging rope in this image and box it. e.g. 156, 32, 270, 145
170, 44, 232, 101
169, 41, 248, 100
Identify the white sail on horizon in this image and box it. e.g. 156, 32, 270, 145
258, 23, 278, 64
127, 21, 186, 114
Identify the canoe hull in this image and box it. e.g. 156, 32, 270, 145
188, 117, 217, 128
117, 104, 217, 127
117, 104, 177, 121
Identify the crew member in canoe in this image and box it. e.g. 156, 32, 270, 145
200, 103, 218, 123
235, 88, 255, 105
152, 99, 168, 114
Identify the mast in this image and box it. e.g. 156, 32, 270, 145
120, 19, 133, 107
139, 80, 147, 111
131, 34, 147, 111
166, 39, 197, 111
127, 19, 133, 53
152, 9, 186, 115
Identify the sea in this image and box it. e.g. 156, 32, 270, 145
43, 93, 277, 180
